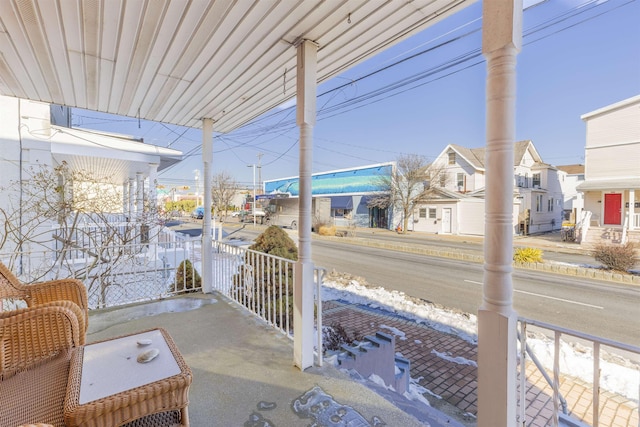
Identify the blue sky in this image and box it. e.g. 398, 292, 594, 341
73, 0, 640, 188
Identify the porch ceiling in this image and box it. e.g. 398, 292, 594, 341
0, 0, 473, 134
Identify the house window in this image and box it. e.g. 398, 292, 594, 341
428, 208, 436, 219
533, 173, 541, 187
439, 173, 447, 187
524, 173, 529, 188
548, 198, 554, 212
536, 194, 543, 212
448, 152, 456, 165
456, 173, 464, 190
419, 208, 427, 218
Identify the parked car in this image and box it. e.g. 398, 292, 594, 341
240, 209, 266, 224
191, 206, 205, 219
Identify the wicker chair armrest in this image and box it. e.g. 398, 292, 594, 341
25, 278, 88, 327
0, 301, 82, 378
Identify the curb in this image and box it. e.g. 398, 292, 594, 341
317, 235, 640, 286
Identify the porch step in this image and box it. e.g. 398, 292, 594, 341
336, 331, 410, 395
581, 227, 640, 249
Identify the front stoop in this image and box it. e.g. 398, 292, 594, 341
337, 331, 411, 395
581, 226, 640, 249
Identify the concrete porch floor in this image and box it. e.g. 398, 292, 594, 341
87, 293, 454, 427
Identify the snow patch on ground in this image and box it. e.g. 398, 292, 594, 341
431, 350, 478, 368
322, 274, 478, 344
380, 324, 407, 340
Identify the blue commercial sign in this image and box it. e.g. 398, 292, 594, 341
264, 164, 392, 196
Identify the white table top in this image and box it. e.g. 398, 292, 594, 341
79, 329, 181, 404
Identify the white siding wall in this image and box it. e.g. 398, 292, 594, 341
413, 204, 441, 233
584, 97, 640, 181
0, 96, 55, 254
582, 191, 604, 225
585, 143, 640, 179
458, 200, 485, 235
585, 101, 640, 148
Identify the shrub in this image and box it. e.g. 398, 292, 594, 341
513, 247, 543, 263
593, 242, 638, 272
322, 322, 363, 353
249, 225, 298, 260
175, 259, 200, 293
318, 225, 336, 236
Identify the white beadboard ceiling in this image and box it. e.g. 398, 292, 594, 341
0, 0, 473, 134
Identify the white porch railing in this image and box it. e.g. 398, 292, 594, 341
518, 318, 640, 427
1, 237, 199, 310
211, 241, 326, 363
2, 235, 325, 356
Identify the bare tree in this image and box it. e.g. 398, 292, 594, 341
368, 154, 449, 234
211, 171, 240, 219
0, 162, 164, 308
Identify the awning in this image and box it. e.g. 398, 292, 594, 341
576, 178, 640, 191
331, 196, 353, 210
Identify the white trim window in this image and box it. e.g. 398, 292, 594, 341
456, 173, 464, 190
533, 173, 541, 188
448, 152, 456, 165
536, 194, 543, 212
428, 207, 437, 219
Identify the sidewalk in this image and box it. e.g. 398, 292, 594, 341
322, 300, 639, 427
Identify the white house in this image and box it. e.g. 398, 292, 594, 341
0, 95, 182, 253
413, 140, 565, 235
577, 94, 640, 244
556, 164, 585, 221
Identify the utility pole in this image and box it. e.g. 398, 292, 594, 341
257, 152, 263, 194
247, 164, 256, 227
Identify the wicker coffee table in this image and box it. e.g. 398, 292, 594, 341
64, 328, 192, 427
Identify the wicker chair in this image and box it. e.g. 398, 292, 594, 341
0, 301, 84, 426
0, 261, 88, 334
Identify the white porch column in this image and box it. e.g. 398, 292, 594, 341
148, 163, 159, 244
628, 190, 635, 230
128, 178, 135, 220
294, 39, 318, 370
148, 163, 159, 212
479, 2, 522, 427
136, 172, 144, 216
123, 182, 129, 216
201, 118, 214, 294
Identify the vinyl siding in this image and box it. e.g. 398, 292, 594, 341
585, 142, 640, 179
585, 102, 640, 148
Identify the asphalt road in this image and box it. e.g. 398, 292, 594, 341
311, 240, 640, 348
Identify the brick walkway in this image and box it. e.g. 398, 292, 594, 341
322, 300, 639, 427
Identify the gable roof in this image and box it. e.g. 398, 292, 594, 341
556, 164, 585, 175
437, 140, 541, 170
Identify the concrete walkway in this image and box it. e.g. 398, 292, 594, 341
87, 294, 463, 427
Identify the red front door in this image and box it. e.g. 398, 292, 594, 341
604, 193, 622, 225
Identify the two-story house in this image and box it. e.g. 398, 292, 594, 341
577, 94, 640, 245
556, 164, 585, 222
412, 140, 565, 236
